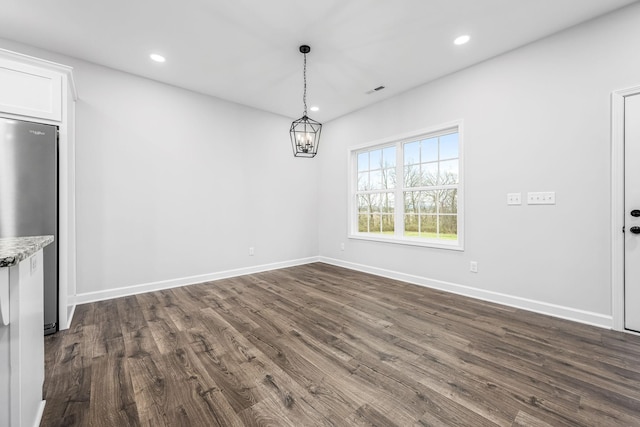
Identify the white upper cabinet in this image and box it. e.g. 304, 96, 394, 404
0, 56, 64, 121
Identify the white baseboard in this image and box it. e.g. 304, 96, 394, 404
63, 304, 76, 330
33, 400, 46, 427
73, 256, 320, 305
72, 255, 613, 330
318, 257, 613, 330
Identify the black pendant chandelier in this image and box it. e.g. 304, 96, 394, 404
290, 45, 322, 158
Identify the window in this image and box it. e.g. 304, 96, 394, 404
350, 123, 463, 250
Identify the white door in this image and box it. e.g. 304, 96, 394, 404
625, 93, 640, 332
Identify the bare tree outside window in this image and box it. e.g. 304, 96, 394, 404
353, 127, 461, 247
402, 133, 458, 240
357, 148, 396, 234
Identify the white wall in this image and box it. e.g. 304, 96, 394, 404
318, 3, 640, 326
73, 64, 320, 296
0, 39, 319, 298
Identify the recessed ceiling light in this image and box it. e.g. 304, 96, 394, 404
454, 35, 470, 46
310, 106, 319, 112
150, 53, 166, 63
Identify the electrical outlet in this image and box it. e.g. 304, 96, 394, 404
249, 247, 254, 256
507, 193, 521, 205
30, 255, 37, 275
470, 261, 478, 273
340, 243, 345, 251
527, 191, 555, 205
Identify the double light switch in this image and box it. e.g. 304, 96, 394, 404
507, 192, 556, 205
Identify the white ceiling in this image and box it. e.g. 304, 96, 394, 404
0, 0, 637, 122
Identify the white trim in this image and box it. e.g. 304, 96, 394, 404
611, 85, 640, 332
73, 257, 321, 305
33, 400, 46, 427
65, 304, 76, 330
318, 257, 613, 329
57, 76, 76, 331
348, 234, 463, 251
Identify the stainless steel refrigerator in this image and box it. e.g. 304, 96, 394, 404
0, 117, 58, 335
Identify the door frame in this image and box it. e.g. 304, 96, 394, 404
611, 85, 640, 332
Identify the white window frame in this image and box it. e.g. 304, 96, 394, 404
348, 120, 464, 251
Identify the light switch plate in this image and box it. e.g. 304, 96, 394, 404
527, 191, 555, 205
507, 193, 521, 205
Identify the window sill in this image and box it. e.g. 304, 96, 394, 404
348, 233, 464, 251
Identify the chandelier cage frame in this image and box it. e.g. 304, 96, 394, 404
290, 45, 322, 158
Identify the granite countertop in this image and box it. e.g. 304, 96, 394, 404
0, 236, 54, 268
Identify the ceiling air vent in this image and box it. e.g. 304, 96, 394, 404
366, 85, 386, 94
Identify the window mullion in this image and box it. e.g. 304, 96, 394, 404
410, 184, 457, 192
395, 141, 404, 237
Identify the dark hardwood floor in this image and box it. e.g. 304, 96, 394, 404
41, 263, 640, 426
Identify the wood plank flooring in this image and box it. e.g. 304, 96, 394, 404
41, 263, 640, 426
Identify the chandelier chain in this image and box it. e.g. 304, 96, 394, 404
302, 52, 307, 116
